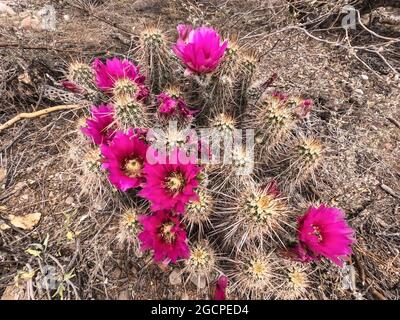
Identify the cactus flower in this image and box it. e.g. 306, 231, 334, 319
295, 205, 355, 267
100, 129, 149, 191
92, 57, 149, 100
173, 25, 228, 75
138, 210, 190, 263
138, 148, 201, 213
81, 104, 115, 145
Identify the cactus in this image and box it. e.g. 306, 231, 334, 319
229, 248, 278, 299
62, 22, 355, 301
214, 181, 288, 251
140, 26, 173, 93
275, 259, 312, 300
182, 240, 220, 290
113, 94, 150, 130
67, 61, 95, 91
280, 135, 324, 192
183, 189, 214, 237
248, 93, 297, 161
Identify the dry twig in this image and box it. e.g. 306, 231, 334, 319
0, 105, 81, 133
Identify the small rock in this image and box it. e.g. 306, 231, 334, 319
65, 196, 74, 205
169, 269, 182, 285
63, 14, 70, 22
181, 292, 189, 300
7, 212, 41, 230
18, 72, 31, 85
354, 89, 364, 95
0, 3, 16, 16
1, 285, 28, 300
21, 194, 29, 201
20, 16, 41, 31
360, 74, 368, 81
190, 274, 206, 289
118, 290, 130, 300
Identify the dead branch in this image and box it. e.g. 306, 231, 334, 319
380, 183, 400, 199
387, 116, 400, 129
0, 104, 81, 133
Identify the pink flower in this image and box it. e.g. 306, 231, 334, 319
173, 25, 228, 75
100, 129, 149, 191
177, 24, 193, 42
157, 92, 195, 120
61, 80, 84, 93
295, 205, 355, 267
261, 180, 280, 198
272, 91, 288, 101
138, 148, 201, 213
81, 104, 115, 145
214, 275, 228, 300
138, 210, 190, 263
294, 98, 313, 118
92, 57, 149, 100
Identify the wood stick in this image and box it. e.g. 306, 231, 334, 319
0, 104, 81, 133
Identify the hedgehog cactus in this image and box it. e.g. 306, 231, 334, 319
67, 61, 95, 91
207, 39, 240, 115
183, 240, 220, 289
249, 92, 297, 160
281, 135, 324, 191
63, 23, 355, 300
275, 260, 312, 300
116, 206, 144, 255
235, 51, 258, 110
140, 26, 173, 93
229, 248, 278, 299
113, 94, 149, 130
183, 189, 214, 236
215, 182, 288, 250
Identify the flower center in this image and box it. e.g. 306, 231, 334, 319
160, 222, 176, 243
165, 172, 185, 194
123, 158, 143, 178
311, 224, 323, 242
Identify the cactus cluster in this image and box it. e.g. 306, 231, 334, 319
63, 23, 355, 300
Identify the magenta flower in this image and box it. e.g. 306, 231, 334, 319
138, 148, 201, 213
272, 91, 288, 101
214, 275, 228, 300
262, 180, 280, 198
157, 92, 194, 120
81, 104, 115, 145
61, 80, 84, 94
100, 129, 149, 191
173, 25, 228, 75
295, 205, 355, 267
92, 57, 149, 100
294, 98, 313, 118
177, 24, 192, 42
138, 210, 190, 263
